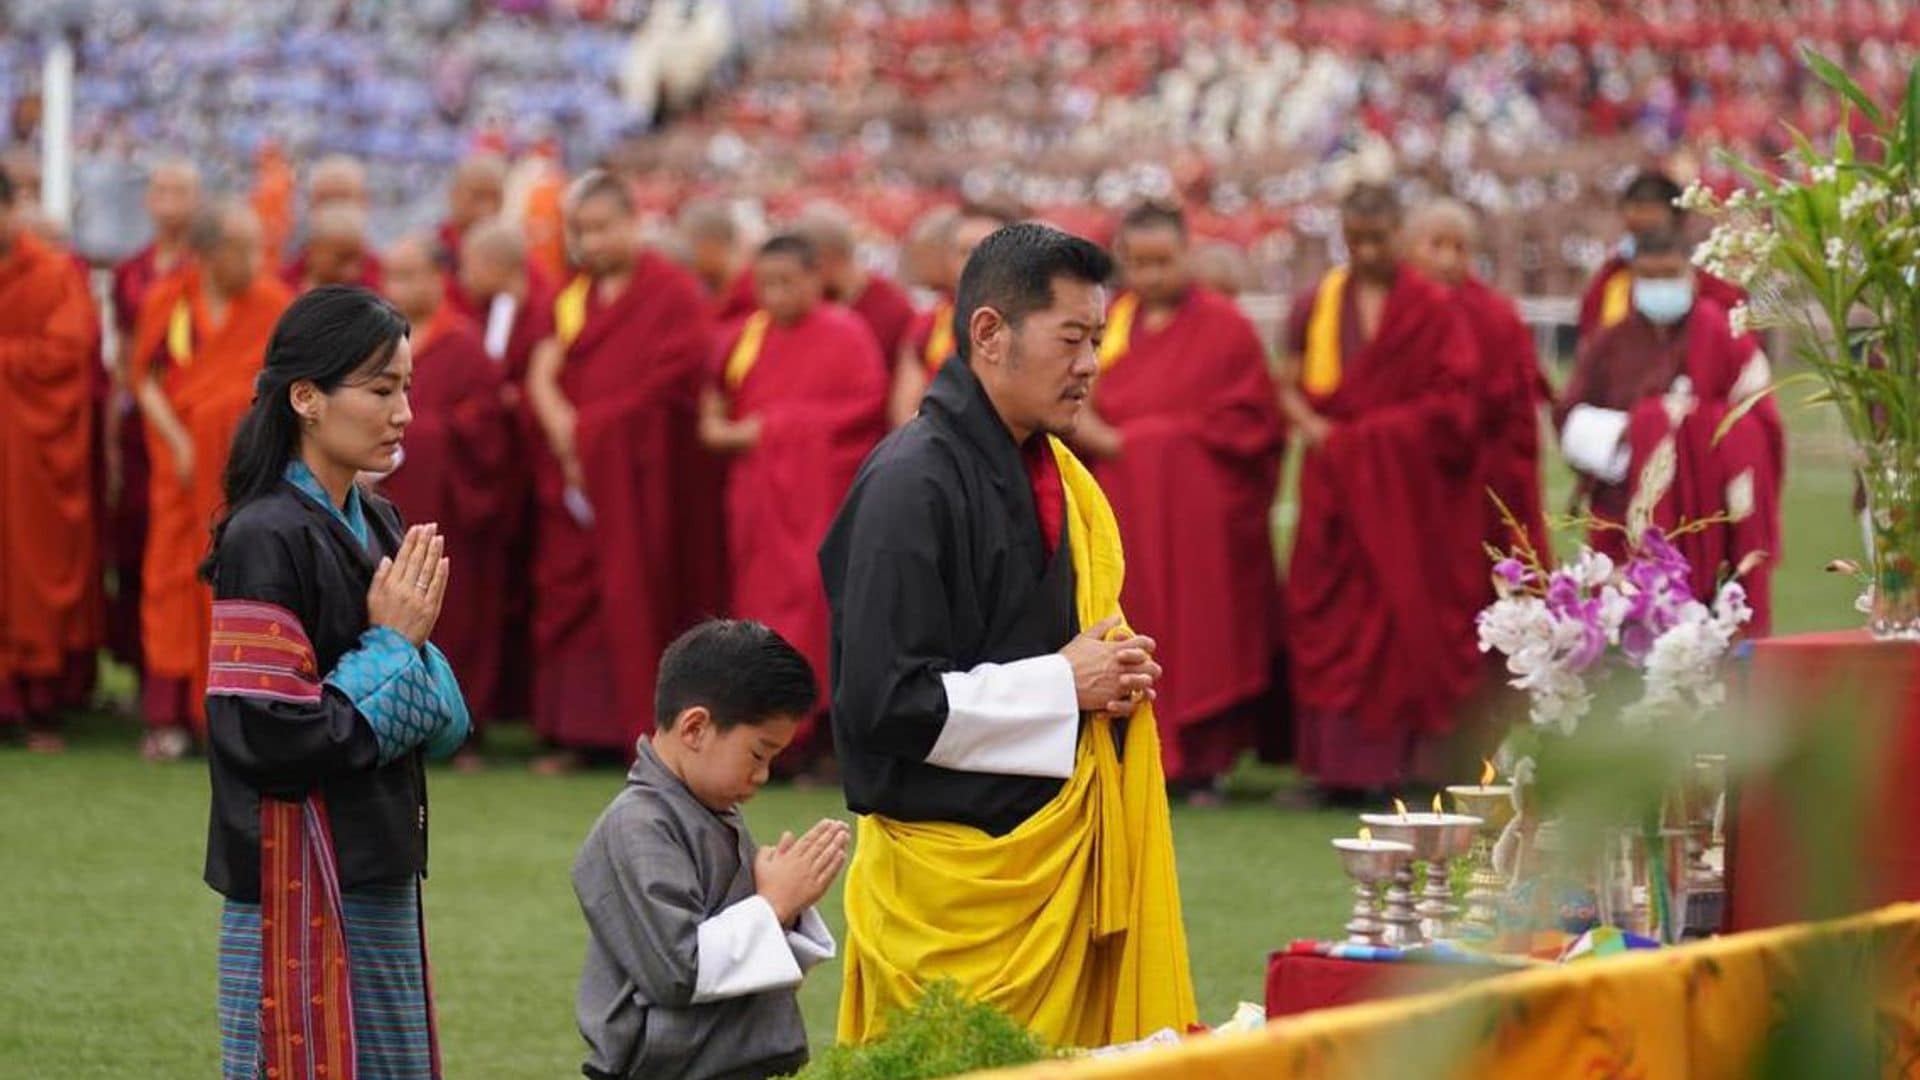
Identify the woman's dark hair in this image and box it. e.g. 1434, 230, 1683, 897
199, 286, 409, 581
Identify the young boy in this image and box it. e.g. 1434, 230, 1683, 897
572, 619, 851, 1080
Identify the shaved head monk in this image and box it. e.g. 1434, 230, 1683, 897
678, 196, 756, 324
523, 172, 724, 772
0, 167, 101, 752
1280, 182, 1483, 801
131, 201, 292, 750
792, 201, 915, 380
699, 233, 888, 776
439, 153, 509, 315
890, 201, 1018, 427
283, 155, 381, 291
1077, 202, 1287, 800
378, 236, 513, 754
109, 159, 203, 742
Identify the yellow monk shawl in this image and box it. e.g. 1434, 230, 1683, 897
1097, 291, 1140, 371
923, 298, 956, 375
554, 273, 592, 348
836, 436, 1197, 1049
723, 310, 773, 390
1301, 266, 1349, 398
1599, 266, 1634, 330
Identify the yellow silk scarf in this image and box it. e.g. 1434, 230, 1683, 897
1600, 267, 1633, 330
166, 298, 195, 367
836, 437, 1196, 1049
723, 310, 772, 390
1098, 292, 1139, 371
924, 298, 955, 375
553, 273, 591, 348
1302, 266, 1349, 398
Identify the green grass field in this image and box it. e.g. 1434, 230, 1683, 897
0, 398, 1868, 1078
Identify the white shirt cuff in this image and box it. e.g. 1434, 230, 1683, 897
787, 907, 836, 973
690, 895, 804, 1004
1562, 403, 1631, 484
930, 654, 1079, 778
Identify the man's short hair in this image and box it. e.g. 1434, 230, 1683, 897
1341, 182, 1401, 221
566, 169, 633, 216
757, 232, 818, 269
952, 223, 1114, 362
1621, 170, 1684, 210
654, 620, 818, 732
1118, 201, 1186, 239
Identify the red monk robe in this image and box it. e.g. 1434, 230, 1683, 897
1285, 268, 1482, 791
278, 246, 383, 293
845, 272, 917, 379
1576, 255, 1746, 344
0, 233, 100, 727
131, 268, 292, 733
107, 245, 178, 674
1089, 287, 1286, 784
1565, 299, 1783, 634
484, 270, 557, 722
530, 254, 726, 751
375, 305, 514, 723
906, 295, 958, 376
710, 267, 758, 326
714, 305, 887, 753
1456, 275, 1552, 568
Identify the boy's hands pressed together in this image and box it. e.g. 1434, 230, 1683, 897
754, 818, 851, 927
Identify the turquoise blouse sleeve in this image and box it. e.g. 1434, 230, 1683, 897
420, 643, 472, 760
325, 627, 468, 765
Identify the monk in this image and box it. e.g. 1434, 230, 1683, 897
1559, 227, 1783, 634
283, 201, 379, 293
1404, 199, 1552, 570
458, 215, 555, 722
1577, 170, 1744, 345
525, 171, 724, 772
1279, 183, 1481, 800
1075, 203, 1286, 799
699, 233, 888, 773
109, 159, 201, 744
890, 202, 1015, 427
378, 236, 514, 756
131, 202, 291, 753
0, 169, 100, 752
793, 201, 916, 378
438, 153, 508, 316
679, 196, 757, 325
280, 155, 383, 291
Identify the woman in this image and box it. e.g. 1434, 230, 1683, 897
201, 285, 469, 1079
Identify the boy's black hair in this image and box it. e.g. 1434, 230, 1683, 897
654, 619, 817, 732
1621, 170, 1685, 212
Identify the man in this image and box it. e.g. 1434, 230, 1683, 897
524, 172, 724, 773
1404, 199, 1552, 571
890, 202, 1015, 426
1076, 203, 1286, 800
700, 234, 887, 773
107, 159, 201, 733
1559, 227, 1782, 633
792, 200, 916, 378
1279, 183, 1481, 799
820, 222, 1194, 1046
678, 196, 757, 325
378, 235, 514, 756
438, 153, 508, 316
283, 201, 378, 292
459, 215, 557, 382
0, 169, 100, 752
130, 202, 291, 754
280, 155, 382, 290
1577, 169, 1744, 344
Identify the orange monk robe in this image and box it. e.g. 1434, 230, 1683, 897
131, 268, 292, 732
0, 233, 101, 718
714, 304, 887, 757
376, 305, 514, 724
1088, 287, 1287, 784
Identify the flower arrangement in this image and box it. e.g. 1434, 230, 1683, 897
1477, 518, 1752, 736
1678, 48, 1920, 636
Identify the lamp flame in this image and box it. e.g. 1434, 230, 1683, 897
1480, 759, 1497, 786
1392, 797, 1409, 816
1432, 793, 1445, 814
1359, 826, 1373, 842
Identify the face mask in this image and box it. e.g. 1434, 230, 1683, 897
1617, 235, 1637, 261
1632, 276, 1694, 325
